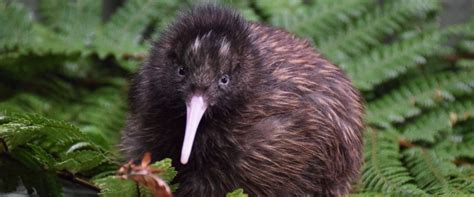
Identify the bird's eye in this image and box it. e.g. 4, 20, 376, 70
219, 75, 230, 86
177, 66, 186, 76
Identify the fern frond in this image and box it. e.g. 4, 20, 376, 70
0, 2, 79, 57
272, 0, 373, 41
226, 188, 248, 197
366, 71, 474, 127
39, 0, 101, 31
318, 0, 439, 63
0, 2, 34, 53
0, 116, 43, 152
458, 18, 474, 52
4, 148, 64, 196
0, 80, 126, 150
0, 112, 116, 176
255, 0, 305, 19
93, 176, 137, 196
38, 0, 102, 55
0, 76, 79, 113
56, 150, 110, 174
216, 0, 259, 21
434, 125, 474, 161
456, 59, 474, 69
460, 40, 474, 53
74, 87, 127, 149
361, 128, 426, 195
403, 148, 474, 194
402, 99, 474, 143
95, 0, 165, 59
0, 112, 88, 151
348, 192, 384, 197
255, 0, 303, 15
345, 31, 442, 91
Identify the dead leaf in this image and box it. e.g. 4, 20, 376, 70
118, 152, 172, 197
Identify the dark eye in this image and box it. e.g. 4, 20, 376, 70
219, 75, 230, 86
177, 66, 186, 76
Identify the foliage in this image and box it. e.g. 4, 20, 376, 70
226, 188, 248, 197
94, 158, 177, 197
361, 128, 426, 195
0, 0, 473, 196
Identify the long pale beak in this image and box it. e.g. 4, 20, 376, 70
180, 95, 207, 164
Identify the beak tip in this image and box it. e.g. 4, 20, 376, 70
180, 157, 188, 165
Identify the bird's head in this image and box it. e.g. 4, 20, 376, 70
140, 5, 261, 165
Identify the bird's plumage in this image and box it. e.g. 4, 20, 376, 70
121, 5, 364, 196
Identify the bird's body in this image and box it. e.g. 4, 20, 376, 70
121, 5, 364, 196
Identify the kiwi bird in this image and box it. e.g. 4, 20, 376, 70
121, 5, 364, 196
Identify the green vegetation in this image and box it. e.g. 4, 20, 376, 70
0, 0, 473, 196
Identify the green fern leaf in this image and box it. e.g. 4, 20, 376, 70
38, 0, 102, 55
349, 193, 384, 197
255, 0, 304, 19
95, 0, 164, 59
0, 2, 81, 57
366, 71, 474, 127
318, 0, 439, 63
345, 31, 442, 91
361, 128, 426, 195
0, 112, 116, 176
226, 188, 248, 197
94, 176, 137, 197
149, 158, 177, 184
454, 18, 474, 53
27, 143, 58, 170
402, 99, 474, 143
0, 2, 34, 53
403, 148, 474, 194
457, 59, 474, 69
433, 133, 474, 166
56, 150, 109, 174
0, 114, 43, 151
272, 0, 373, 41
2, 148, 63, 196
